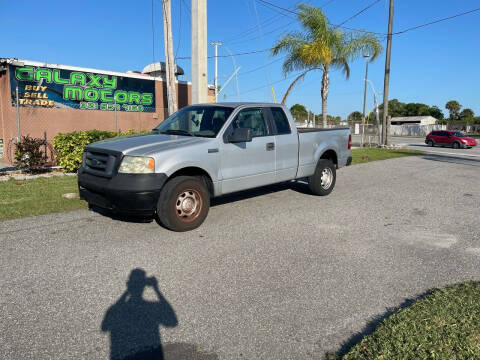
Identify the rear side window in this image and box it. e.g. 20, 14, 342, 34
270, 107, 291, 135
431, 131, 439, 136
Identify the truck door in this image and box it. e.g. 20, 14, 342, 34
267, 107, 299, 182
220, 108, 276, 194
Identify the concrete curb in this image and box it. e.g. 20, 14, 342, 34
0, 172, 77, 182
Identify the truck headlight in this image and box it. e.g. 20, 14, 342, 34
118, 156, 155, 174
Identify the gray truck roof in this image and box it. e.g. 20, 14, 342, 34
191, 102, 285, 108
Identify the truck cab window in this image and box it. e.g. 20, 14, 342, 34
231, 108, 268, 137
154, 106, 233, 137
270, 107, 291, 135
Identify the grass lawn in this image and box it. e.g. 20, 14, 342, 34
332, 281, 480, 360
0, 176, 86, 221
351, 148, 423, 165
0, 148, 421, 221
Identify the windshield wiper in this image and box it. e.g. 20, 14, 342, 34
159, 129, 195, 137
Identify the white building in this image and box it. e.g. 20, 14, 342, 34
390, 116, 438, 125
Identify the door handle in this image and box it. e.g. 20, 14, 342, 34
266, 142, 275, 151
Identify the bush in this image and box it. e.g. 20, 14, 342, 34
53, 129, 146, 172
15, 135, 46, 173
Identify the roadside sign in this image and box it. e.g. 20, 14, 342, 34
355, 123, 360, 134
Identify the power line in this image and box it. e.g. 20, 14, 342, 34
255, 0, 384, 35
238, 57, 285, 76
220, 0, 310, 43
176, 47, 272, 60
235, 71, 305, 96
393, 7, 480, 35
174, 6, 480, 61
256, 0, 298, 17
334, 0, 380, 29
227, 20, 296, 45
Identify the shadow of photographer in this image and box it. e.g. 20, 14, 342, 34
101, 268, 178, 360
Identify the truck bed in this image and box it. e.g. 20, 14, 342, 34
297, 127, 350, 133
296, 126, 351, 178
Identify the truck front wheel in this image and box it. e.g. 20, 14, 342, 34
308, 159, 336, 196
157, 176, 210, 232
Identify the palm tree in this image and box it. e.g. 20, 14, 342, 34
272, 4, 383, 127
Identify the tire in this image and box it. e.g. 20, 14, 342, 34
157, 176, 210, 232
452, 142, 460, 149
308, 159, 336, 196
427, 139, 434, 147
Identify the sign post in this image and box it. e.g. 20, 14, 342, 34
16, 85, 20, 142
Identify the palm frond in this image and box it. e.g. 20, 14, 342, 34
330, 58, 350, 79
342, 32, 383, 61
281, 68, 320, 104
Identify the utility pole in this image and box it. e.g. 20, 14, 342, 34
361, 54, 370, 147
381, 0, 394, 146
162, 0, 178, 115
192, 0, 208, 104
210, 41, 222, 102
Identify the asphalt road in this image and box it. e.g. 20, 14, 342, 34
352, 134, 480, 160
1, 154, 479, 360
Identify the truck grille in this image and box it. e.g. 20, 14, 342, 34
83, 150, 120, 178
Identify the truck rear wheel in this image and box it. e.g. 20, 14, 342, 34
157, 176, 210, 232
308, 159, 336, 196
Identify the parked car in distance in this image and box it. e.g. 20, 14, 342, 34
78, 103, 352, 231
425, 130, 478, 149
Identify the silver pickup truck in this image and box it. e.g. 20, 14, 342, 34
78, 103, 351, 231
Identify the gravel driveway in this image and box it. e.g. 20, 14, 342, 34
1, 154, 479, 359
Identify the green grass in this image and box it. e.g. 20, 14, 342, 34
351, 148, 423, 165
331, 281, 480, 360
0, 175, 86, 221
0, 148, 422, 221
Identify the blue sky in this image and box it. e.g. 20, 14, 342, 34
1, 0, 479, 118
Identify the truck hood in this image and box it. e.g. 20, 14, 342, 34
87, 134, 212, 156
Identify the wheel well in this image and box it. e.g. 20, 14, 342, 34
320, 150, 338, 167
168, 167, 214, 197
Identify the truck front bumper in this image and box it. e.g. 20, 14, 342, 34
78, 169, 168, 215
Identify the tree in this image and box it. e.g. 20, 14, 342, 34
445, 100, 461, 121
272, 4, 382, 127
460, 108, 475, 123
290, 103, 308, 120
429, 106, 444, 121
385, 99, 406, 117
378, 99, 444, 121
347, 111, 362, 123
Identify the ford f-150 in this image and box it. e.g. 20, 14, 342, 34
78, 103, 352, 231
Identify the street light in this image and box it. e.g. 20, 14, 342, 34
365, 79, 382, 145
361, 52, 370, 147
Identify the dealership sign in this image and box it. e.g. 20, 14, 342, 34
9, 64, 155, 112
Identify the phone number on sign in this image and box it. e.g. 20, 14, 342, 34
80, 102, 145, 112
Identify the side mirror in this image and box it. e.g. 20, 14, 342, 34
227, 128, 252, 143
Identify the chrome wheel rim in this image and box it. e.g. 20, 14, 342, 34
175, 189, 202, 222
320, 167, 333, 189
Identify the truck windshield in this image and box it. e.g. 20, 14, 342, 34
153, 106, 234, 138
452, 132, 465, 137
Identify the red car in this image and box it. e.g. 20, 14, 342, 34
425, 130, 478, 149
